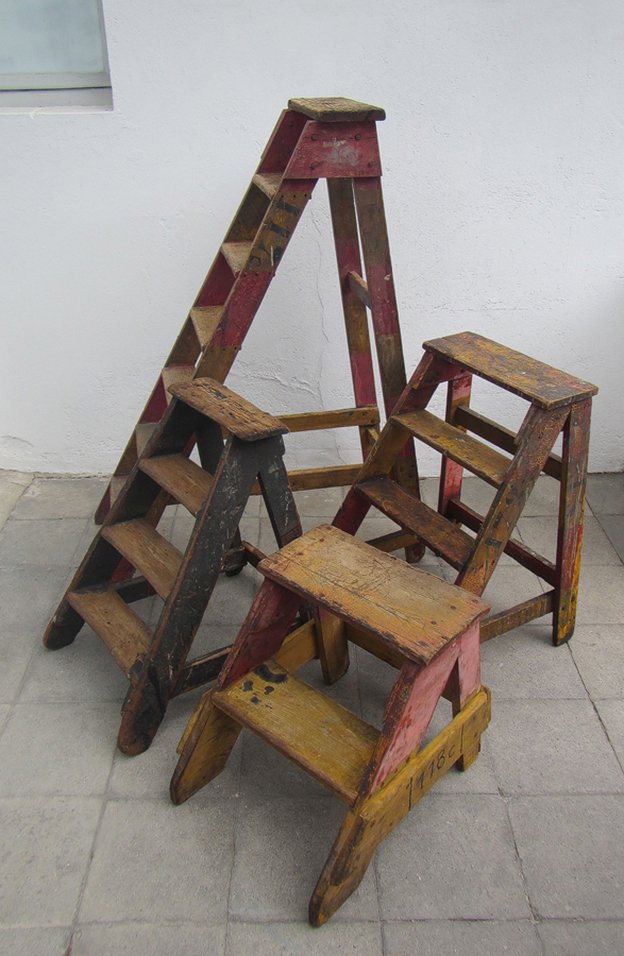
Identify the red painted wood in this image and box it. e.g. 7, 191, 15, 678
194, 252, 237, 308
143, 380, 168, 424
213, 273, 274, 349
438, 373, 472, 515
456, 621, 481, 706
332, 487, 372, 536
350, 351, 377, 408
258, 110, 308, 174
285, 122, 382, 179
216, 579, 302, 689
368, 640, 460, 791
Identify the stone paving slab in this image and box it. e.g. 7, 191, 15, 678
0, 470, 622, 952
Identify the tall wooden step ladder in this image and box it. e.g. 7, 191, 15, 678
333, 331, 598, 646
171, 524, 490, 925
43, 378, 334, 755
94, 96, 419, 562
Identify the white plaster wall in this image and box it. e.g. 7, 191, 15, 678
1, 0, 622, 476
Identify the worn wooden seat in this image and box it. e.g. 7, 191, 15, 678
335, 331, 598, 645
44, 378, 339, 755
171, 525, 490, 925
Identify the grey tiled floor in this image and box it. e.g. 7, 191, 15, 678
0, 470, 623, 955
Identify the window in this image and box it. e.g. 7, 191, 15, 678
0, 0, 112, 108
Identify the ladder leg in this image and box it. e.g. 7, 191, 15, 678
170, 692, 242, 805
456, 404, 569, 595
353, 177, 423, 564
256, 438, 303, 547
309, 807, 377, 927
554, 399, 592, 646
438, 373, 472, 517
117, 438, 264, 754
327, 178, 378, 460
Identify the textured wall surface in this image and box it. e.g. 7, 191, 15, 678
1, 0, 622, 475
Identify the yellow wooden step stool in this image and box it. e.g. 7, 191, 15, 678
171, 524, 490, 925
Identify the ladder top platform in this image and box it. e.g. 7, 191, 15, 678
259, 525, 489, 665
169, 378, 288, 441
424, 331, 598, 410
288, 97, 386, 123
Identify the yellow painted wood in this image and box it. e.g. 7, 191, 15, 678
278, 405, 379, 433
161, 365, 195, 403
189, 306, 223, 348
213, 659, 379, 804
288, 97, 386, 122
395, 408, 511, 487
260, 525, 488, 665
252, 173, 282, 198
425, 331, 598, 410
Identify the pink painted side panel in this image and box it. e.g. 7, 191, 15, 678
286, 122, 382, 179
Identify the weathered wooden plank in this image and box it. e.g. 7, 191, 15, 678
160, 365, 195, 403
169, 378, 287, 441
286, 122, 382, 178
67, 587, 151, 677
102, 519, 182, 600
288, 97, 386, 123
139, 454, 213, 516
189, 306, 224, 349
365, 529, 420, 555
457, 404, 569, 594
252, 172, 282, 198
170, 696, 242, 805
438, 373, 472, 515
554, 399, 592, 645
425, 332, 598, 410
357, 476, 473, 568
448, 499, 558, 586
213, 660, 379, 805
221, 241, 253, 276
260, 525, 488, 665
347, 271, 372, 309
454, 405, 563, 481
480, 591, 555, 642
278, 406, 379, 433
396, 408, 512, 487
308, 687, 491, 926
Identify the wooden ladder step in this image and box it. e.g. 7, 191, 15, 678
170, 377, 287, 441
260, 525, 487, 665
189, 306, 223, 348
136, 422, 158, 456
101, 519, 183, 600
394, 408, 511, 487
357, 476, 473, 569
252, 173, 282, 199
213, 660, 379, 805
221, 241, 253, 276
67, 587, 151, 677
140, 454, 214, 516
161, 365, 195, 403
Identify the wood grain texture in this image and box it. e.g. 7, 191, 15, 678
425, 331, 598, 409
278, 406, 379, 433
139, 454, 214, 516
260, 525, 488, 665
221, 241, 253, 275
67, 588, 150, 676
189, 306, 224, 348
102, 519, 182, 601
308, 686, 491, 926
395, 408, 511, 487
252, 172, 281, 198
454, 405, 563, 481
288, 97, 386, 122
169, 378, 287, 440
213, 660, 379, 804
357, 476, 473, 568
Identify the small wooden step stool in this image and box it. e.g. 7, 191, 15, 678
334, 331, 598, 645
44, 378, 338, 755
171, 525, 490, 925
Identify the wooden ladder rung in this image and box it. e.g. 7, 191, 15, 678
102, 519, 183, 600
252, 173, 282, 199
67, 587, 151, 677
161, 365, 195, 403
394, 408, 511, 487
189, 306, 223, 349
278, 405, 379, 433
357, 476, 473, 569
136, 422, 158, 457
140, 454, 214, 516
213, 660, 379, 805
221, 241, 253, 276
